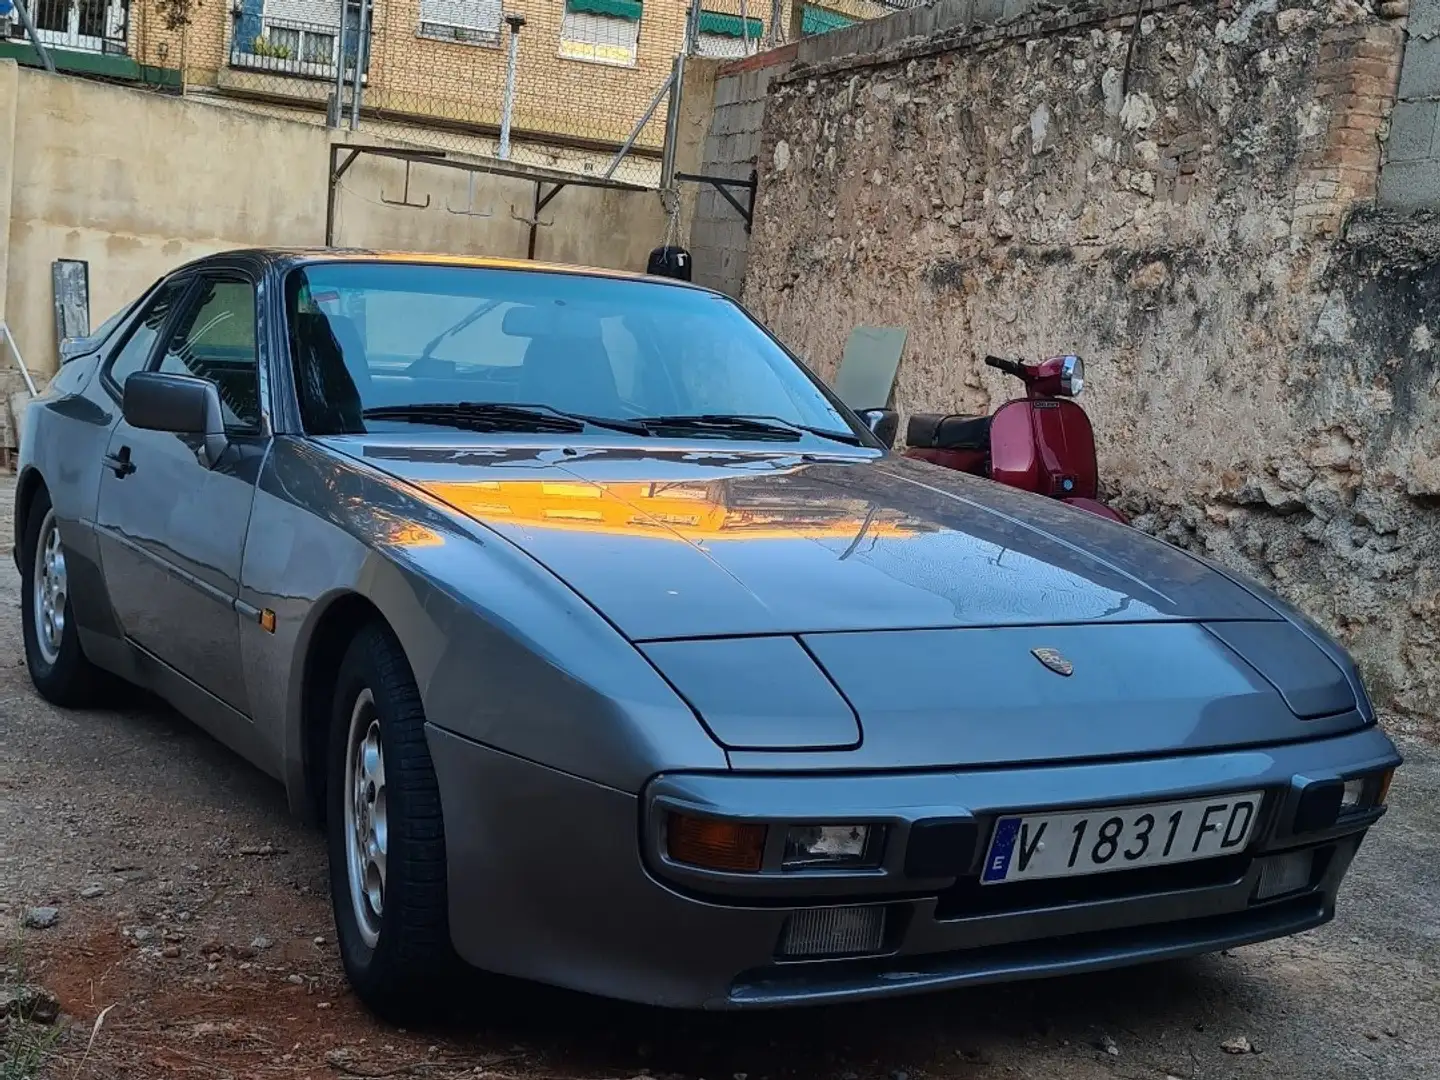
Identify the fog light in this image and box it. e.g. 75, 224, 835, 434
779, 905, 886, 958
666, 814, 766, 873
1255, 850, 1314, 901
782, 824, 875, 870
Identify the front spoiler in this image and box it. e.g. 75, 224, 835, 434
427, 724, 1397, 1009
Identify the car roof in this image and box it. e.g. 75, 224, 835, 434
168, 248, 713, 293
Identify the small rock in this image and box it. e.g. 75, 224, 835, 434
313, 936, 326, 946
110, 862, 140, 873
250, 936, 273, 951
131, 927, 155, 944
1100, 1035, 1120, 1056
891, 1071, 910, 1080
23, 906, 60, 930
229, 944, 257, 960
238, 844, 281, 857
287, 974, 305, 985
199, 939, 223, 955
162, 945, 181, 959
79, 884, 105, 900
0, 985, 61, 1024
317, 1001, 332, 1010
1384, 1025, 1400, 1037
1221, 1036, 1256, 1055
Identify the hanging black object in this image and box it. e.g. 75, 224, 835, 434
647, 245, 692, 281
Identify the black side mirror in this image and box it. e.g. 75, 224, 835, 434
123, 371, 228, 466
858, 407, 898, 449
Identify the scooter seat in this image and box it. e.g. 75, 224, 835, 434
905, 412, 992, 451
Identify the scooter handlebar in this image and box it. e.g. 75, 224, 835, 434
984, 355, 1026, 378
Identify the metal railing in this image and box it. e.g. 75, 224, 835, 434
6, 0, 128, 54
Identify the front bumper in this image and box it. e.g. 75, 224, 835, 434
426, 724, 1399, 1009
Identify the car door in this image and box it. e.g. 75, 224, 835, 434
93, 270, 270, 715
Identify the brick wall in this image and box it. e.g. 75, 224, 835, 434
1297, 21, 1405, 233
126, 0, 828, 153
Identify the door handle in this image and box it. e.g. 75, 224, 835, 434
103, 446, 136, 479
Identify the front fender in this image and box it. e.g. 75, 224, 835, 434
241, 439, 724, 816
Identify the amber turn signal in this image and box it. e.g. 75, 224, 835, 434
666, 813, 767, 872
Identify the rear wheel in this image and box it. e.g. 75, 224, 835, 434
326, 621, 460, 1021
21, 490, 108, 707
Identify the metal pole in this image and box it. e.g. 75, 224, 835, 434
740, 0, 750, 54
11, 0, 55, 74
769, 0, 783, 46
498, 13, 525, 160
684, 0, 701, 54
660, 52, 685, 190
0, 323, 41, 397
348, 0, 370, 128
603, 70, 672, 180
330, 0, 349, 128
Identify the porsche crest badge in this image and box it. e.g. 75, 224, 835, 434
1031, 647, 1074, 677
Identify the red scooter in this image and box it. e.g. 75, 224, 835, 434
901, 354, 1127, 524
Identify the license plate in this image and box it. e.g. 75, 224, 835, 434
981, 791, 1264, 885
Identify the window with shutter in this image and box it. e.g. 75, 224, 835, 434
694, 10, 763, 59
559, 0, 641, 66
417, 0, 501, 46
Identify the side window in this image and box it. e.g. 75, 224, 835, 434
157, 278, 261, 431
102, 280, 187, 394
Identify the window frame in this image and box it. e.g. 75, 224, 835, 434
99, 275, 197, 405
152, 272, 265, 436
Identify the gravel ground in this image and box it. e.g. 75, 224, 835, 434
1, 481, 1437, 1080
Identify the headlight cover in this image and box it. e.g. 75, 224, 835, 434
782, 824, 877, 870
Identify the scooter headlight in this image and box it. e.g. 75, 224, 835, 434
1061, 355, 1084, 396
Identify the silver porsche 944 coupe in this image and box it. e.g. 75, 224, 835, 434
17, 250, 1400, 1019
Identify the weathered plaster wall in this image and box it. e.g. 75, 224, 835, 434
0, 61, 666, 387
744, 0, 1439, 722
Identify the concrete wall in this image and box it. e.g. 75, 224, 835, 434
0, 61, 667, 389
689, 48, 797, 298
742, 0, 1439, 725
1380, 0, 1440, 209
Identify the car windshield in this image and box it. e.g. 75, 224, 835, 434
284, 262, 860, 442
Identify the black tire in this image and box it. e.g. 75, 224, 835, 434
20, 488, 107, 707
326, 620, 460, 1022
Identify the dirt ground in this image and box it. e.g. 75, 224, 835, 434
2, 483, 1438, 1080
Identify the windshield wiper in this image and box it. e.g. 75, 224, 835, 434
635, 414, 861, 445
361, 401, 650, 436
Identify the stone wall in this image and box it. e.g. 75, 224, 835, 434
743, 0, 1439, 724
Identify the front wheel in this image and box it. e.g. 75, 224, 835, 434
326, 622, 461, 1021
20, 490, 108, 707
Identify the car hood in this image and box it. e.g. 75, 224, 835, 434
330, 438, 1279, 641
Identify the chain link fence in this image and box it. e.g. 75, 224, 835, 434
204, 1, 934, 187
5, 0, 936, 186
